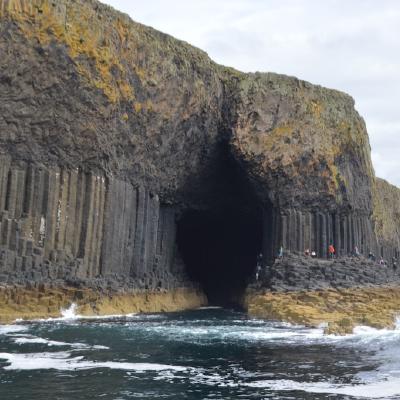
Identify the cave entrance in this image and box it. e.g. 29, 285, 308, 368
177, 207, 263, 307
176, 140, 268, 307
177, 207, 263, 306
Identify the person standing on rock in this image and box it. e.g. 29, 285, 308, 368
256, 253, 263, 280
278, 246, 284, 260
328, 244, 335, 259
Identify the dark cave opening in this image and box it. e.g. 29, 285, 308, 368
176, 140, 265, 307
177, 208, 263, 306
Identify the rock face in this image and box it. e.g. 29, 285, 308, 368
0, 0, 399, 310
373, 178, 400, 255
251, 253, 400, 293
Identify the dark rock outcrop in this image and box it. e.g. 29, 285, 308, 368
251, 253, 400, 292
0, 0, 399, 307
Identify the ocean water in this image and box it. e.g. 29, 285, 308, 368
1, 308, 400, 399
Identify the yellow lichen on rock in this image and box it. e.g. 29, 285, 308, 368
230, 72, 376, 205
0, 285, 207, 324
244, 286, 400, 335
1, 0, 135, 102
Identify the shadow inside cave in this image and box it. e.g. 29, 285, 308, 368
176, 207, 263, 307
175, 139, 270, 307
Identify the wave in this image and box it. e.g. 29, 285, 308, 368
26, 305, 138, 323
244, 377, 400, 398
0, 351, 187, 372
10, 336, 109, 350
0, 325, 28, 335
130, 315, 400, 349
27, 303, 167, 323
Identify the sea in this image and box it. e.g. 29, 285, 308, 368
0, 307, 400, 399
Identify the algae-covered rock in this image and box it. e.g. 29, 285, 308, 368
244, 286, 400, 335
0, 285, 207, 323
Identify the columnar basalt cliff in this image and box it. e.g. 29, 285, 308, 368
0, 0, 399, 317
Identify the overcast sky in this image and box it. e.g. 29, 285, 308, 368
103, 0, 400, 187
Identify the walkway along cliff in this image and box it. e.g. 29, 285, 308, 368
0, 0, 399, 323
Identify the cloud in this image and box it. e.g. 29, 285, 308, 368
102, 0, 400, 186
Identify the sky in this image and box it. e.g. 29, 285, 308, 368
103, 0, 400, 187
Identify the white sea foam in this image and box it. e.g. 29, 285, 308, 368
237, 319, 400, 398
34, 303, 139, 322
10, 336, 109, 350
13, 337, 72, 346
221, 327, 326, 342
0, 325, 28, 335
140, 322, 330, 345
61, 303, 78, 319
0, 352, 187, 372
244, 377, 400, 398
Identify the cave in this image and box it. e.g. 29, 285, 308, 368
177, 207, 263, 306
176, 141, 265, 307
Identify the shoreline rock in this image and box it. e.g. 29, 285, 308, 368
244, 285, 400, 335
0, 285, 207, 324
244, 254, 400, 334
251, 253, 400, 292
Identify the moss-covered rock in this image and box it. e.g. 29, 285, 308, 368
244, 286, 400, 335
0, 285, 206, 323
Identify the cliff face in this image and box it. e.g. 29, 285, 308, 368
0, 0, 225, 201
373, 178, 400, 252
0, 0, 399, 308
227, 73, 378, 261
230, 73, 374, 211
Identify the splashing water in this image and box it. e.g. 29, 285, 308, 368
60, 303, 78, 320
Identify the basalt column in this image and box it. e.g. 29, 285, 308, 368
266, 208, 379, 260
0, 159, 188, 290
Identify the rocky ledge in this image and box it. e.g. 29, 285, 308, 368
244, 254, 400, 334
245, 285, 400, 335
0, 284, 206, 323
251, 253, 400, 292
